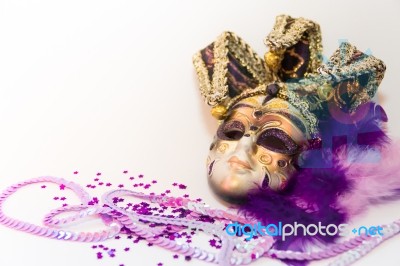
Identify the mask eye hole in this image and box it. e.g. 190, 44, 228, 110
217, 120, 245, 141
256, 128, 299, 154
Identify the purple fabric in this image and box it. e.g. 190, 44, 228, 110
279, 40, 310, 81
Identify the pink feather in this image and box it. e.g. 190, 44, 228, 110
337, 140, 400, 216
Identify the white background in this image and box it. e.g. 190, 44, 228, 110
0, 1, 399, 266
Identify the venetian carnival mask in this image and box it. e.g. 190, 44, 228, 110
193, 15, 385, 204
206, 96, 308, 202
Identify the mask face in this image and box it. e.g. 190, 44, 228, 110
206, 95, 309, 203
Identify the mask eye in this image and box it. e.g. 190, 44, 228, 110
256, 128, 299, 154
217, 121, 245, 141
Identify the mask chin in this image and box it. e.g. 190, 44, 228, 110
207, 159, 265, 204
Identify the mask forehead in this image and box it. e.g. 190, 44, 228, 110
228, 97, 309, 144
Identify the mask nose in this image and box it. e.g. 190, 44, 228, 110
234, 133, 255, 154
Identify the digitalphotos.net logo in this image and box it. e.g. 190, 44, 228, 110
225, 222, 384, 241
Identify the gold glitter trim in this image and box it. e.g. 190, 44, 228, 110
192, 32, 270, 107
265, 14, 323, 75
192, 51, 215, 105
318, 42, 386, 112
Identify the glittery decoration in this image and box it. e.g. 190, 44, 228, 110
217, 120, 245, 140
256, 128, 299, 154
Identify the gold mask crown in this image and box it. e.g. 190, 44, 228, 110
193, 14, 386, 138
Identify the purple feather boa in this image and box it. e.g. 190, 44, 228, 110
239, 102, 396, 265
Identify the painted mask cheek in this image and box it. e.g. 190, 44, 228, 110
254, 144, 297, 191
217, 143, 229, 154
258, 154, 273, 165
207, 140, 237, 178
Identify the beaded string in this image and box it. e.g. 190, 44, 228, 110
0, 176, 272, 266
0, 177, 121, 242
0, 176, 399, 266
327, 222, 400, 266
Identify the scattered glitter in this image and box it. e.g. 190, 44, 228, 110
38, 170, 213, 265
209, 239, 222, 249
